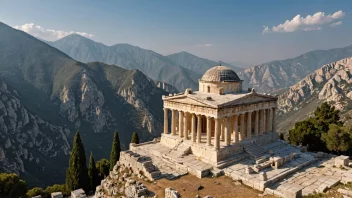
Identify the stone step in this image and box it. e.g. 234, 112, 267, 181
217, 153, 249, 169
243, 143, 268, 159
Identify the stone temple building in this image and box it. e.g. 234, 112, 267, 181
115, 66, 352, 198
161, 66, 278, 165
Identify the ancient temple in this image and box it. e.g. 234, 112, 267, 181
115, 66, 352, 198
161, 66, 278, 164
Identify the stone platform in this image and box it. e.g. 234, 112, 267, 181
160, 132, 279, 166
119, 133, 352, 198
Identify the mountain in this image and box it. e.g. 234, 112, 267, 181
0, 22, 168, 187
166, 51, 243, 75
48, 34, 201, 91
277, 57, 352, 134
241, 45, 352, 93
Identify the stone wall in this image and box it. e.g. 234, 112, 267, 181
160, 134, 183, 149
119, 151, 161, 181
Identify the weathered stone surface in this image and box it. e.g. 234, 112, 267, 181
125, 181, 148, 198
335, 155, 349, 167
165, 188, 181, 198
71, 189, 86, 198
51, 192, 63, 198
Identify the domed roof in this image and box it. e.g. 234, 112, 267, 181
200, 66, 241, 82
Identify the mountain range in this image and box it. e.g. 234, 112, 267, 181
241, 45, 352, 93
45, 35, 202, 91
47, 34, 352, 96
0, 22, 169, 187
46, 34, 245, 91
277, 57, 352, 134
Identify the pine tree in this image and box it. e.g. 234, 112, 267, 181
109, 131, 121, 171
88, 152, 99, 192
66, 131, 89, 192
131, 132, 140, 144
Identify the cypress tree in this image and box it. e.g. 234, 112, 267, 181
109, 131, 121, 171
88, 152, 99, 192
66, 131, 89, 192
131, 132, 140, 144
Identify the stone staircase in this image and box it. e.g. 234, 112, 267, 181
120, 151, 162, 180
165, 141, 191, 159
243, 142, 268, 159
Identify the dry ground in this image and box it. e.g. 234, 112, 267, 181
138, 174, 275, 198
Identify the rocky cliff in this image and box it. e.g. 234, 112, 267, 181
0, 81, 70, 187
0, 22, 168, 187
277, 57, 352, 133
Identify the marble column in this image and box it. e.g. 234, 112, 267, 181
233, 115, 239, 143
240, 114, 245, 140
266, 109, 272, 132
247, 112, 252, 139
214, 118, 220, 150
220, 118, 225, 141
272, 108, 277, 132
197, 114, 202, 143
163, 108, 169, 134
191, 114, 196, 142
206, 117, 212, 146
263, 109, 267, 133
259, 109, 265, 135
225, 117, 231, 146
254, 110, 259, 136
178, 111, 183, 138
171, 109, 176, 135
183, 112, 188, 140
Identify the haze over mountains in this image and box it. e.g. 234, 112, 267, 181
241, 45, 352, 93
46, 34, 245, 91
47, 34, 352, 95
46, 34, 202, 91
0, 22, 168, 187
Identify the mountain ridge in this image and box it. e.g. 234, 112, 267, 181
48, 34, 201, 91
0, 22, 168, 187
277, 57, 352, 134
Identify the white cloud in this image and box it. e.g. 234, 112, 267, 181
303, 27, 321, 31
263, 10, 345, 34
330, 21, 342, 27
194, 44, 213, 47
262, 26, 269, 34
13, 23, 94, 41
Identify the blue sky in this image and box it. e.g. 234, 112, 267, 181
0, 0, 351, 65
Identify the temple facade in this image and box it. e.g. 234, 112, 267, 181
161, 66, 278, 165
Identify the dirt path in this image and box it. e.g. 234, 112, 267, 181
139, 175, 275, 198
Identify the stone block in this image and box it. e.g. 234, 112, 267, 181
259, 172, 267, 181
284, 184, 303, 198
165, 188, 181, 198
71, 189, 86, 198
245, 166, 254, 174
51, 192, 63, 198
335, 155, 349, 167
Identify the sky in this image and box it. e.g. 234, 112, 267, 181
0, 0, 352, 65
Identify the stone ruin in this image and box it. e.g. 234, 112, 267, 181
95, 162, 155, 198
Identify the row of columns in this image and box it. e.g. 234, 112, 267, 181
163, 108, 277, 150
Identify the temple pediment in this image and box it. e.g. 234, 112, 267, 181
220, 93, 276, 107
164, 96, 216, 108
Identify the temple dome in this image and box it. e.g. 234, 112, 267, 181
200, 66, 241, 82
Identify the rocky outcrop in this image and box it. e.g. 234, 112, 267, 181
279, 57, 352, 113
117, 70, 165, 134
152, 80, 179, 94
0, 81, 70, 180
239, 45, 352, 93
277, 57, 352, 133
